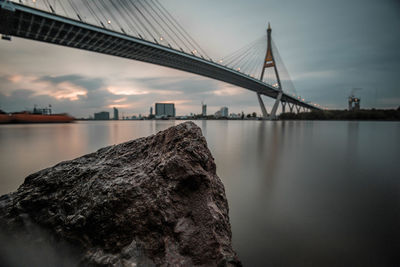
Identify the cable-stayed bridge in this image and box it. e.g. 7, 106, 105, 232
0, 0, 322, 118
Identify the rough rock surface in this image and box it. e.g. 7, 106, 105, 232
0, 122, 241, 266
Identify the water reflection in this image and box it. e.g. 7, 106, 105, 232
257, 121, 282, 184
0, 120, 399, 266
155, 120, 175, 133
201, 119, 207, 136
346, 121, 359, 159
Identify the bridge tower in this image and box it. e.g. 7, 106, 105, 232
257, 23, 283, 120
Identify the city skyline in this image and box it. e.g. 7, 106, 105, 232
0, 0, 399, 118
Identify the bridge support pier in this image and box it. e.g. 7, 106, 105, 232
257, 93, 268, 119
296, 104, 301, 113
288, 103, 294, 113
281, 101, 286, 113
269, 91, 282, 120
257, 92, 282, 120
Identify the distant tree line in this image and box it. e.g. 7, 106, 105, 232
279, 108, 400, 121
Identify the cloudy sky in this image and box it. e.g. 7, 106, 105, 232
0, 0, 399, 117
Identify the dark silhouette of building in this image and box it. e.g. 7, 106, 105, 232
94, 111, 110, 120
155, 103, 175, 117
113, 107, 119, 120
348, 96, 361, 111
202, 103, 207, 116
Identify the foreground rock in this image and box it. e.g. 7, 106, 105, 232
0, 122, 241, 266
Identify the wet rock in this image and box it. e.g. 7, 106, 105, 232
0, 122, 241, 266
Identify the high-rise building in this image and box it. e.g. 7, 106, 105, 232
202, 103, 207, 116
155, 103, 175, 117
94, 111, 110, 120
113, 107, 119, 120
348, 96, 361, 111
221, 107, 228, 117
215, 107, 229, 118
150, 106, 153, 116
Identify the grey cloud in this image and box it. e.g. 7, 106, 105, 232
39, 75, 106, 92
0, 72, 119, 116
1, 89, 52, 112
0, 88, 117, 117
0, 75, 10, 83
133, 76, 219, 95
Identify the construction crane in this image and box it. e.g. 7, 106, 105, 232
348, 88, 362, 111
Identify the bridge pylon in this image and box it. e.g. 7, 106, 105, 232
258, 23, 283, 120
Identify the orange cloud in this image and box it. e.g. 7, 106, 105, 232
7, 74, 24, 83
2, 73, 88, 101
113, 97, 128, 103
107, 86, 182, 96
156, 99, 192, 105
106, 103, 133, 109
108, 86, 149, 96
213, 85, 243, 96
50, 82, 87, 101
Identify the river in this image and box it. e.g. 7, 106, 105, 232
0, 120, 399, 266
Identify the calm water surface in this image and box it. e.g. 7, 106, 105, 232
0, 120, 399, 266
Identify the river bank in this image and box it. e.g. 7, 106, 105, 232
280, 108, 400, 120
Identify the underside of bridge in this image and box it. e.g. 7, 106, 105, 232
0, 0, 320, 117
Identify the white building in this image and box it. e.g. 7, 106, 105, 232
221, 107, 228, 117
215, 107, 229, 118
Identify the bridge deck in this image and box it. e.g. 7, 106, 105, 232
0, 1, 319, 110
